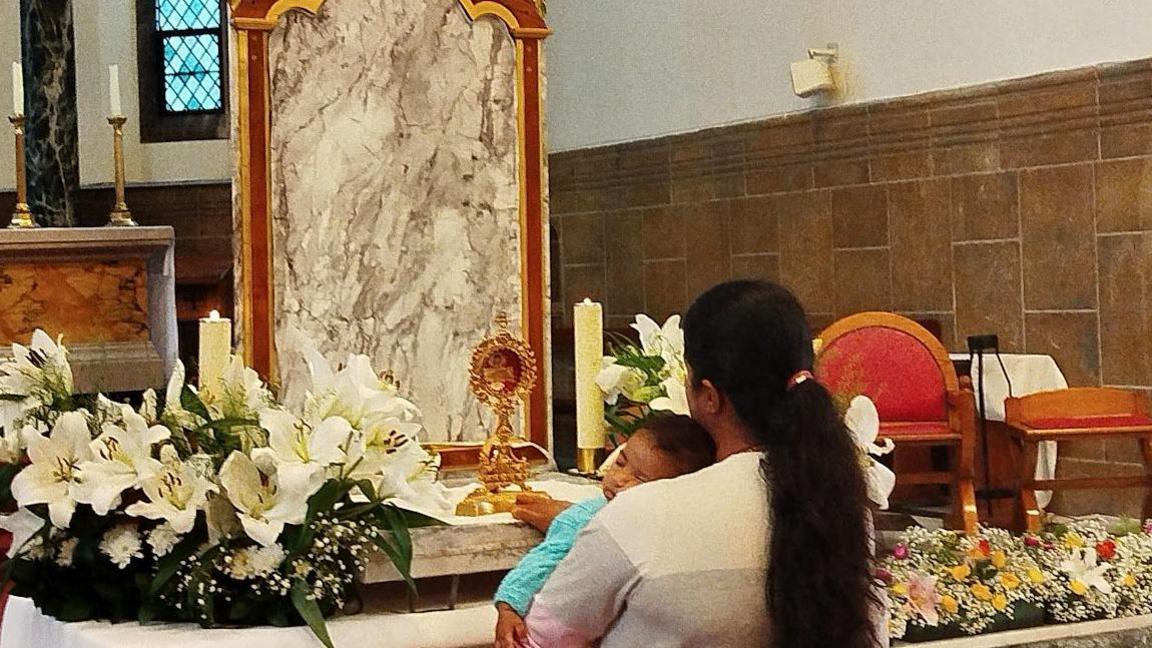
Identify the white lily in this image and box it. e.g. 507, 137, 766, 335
0, 508, 47, 558
254, 409, 352, 468
72, 408, 169, 515
844, 395, 896, 510
212, 356, 276, 419
369, 441, 451, 511
125, 446, 218, 534
304, 350, 419, 427
632, 314, 684, 364
1061, 548, 1113, 594
219, 451, 324, 547
649, 376, 690, 415
0, 330, 73, 432
596, 358, 646, 406
11, 410, 93, 528
161, 361, 202, 431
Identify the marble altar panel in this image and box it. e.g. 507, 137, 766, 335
267, 1, 521, 442
0, 260, 149, 344
0, 227, 177, 393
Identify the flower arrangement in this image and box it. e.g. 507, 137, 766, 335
595, 315, 896, 509
0, 331, 448, 647
882, 519, 1152, 642
595, 315, 688, 441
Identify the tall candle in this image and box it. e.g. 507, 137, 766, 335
109, 64, 121, 116
574, 299, 606, 456
199, 310, 231, 396
11, 62, 23, 116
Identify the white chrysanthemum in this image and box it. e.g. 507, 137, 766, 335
99, 523, 143, 569
147, 522, 181, 558
55, 537, 78, 567
250, 544, 286, 575
227, 544, 286, 580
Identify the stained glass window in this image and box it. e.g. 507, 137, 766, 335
156, 0, 223, 113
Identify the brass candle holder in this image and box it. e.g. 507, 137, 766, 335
106, 115, 136, 227
8, 114, 34, 229
455, 314, 550, 516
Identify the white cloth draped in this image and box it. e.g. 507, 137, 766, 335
951, 353, 1069, 509
0, 595, 493, 648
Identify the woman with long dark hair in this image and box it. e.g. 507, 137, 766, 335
522, 280, 885, 647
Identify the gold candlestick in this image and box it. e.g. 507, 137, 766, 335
106, 115, 136, 227
8, 114, 34, 229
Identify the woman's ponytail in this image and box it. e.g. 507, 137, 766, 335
764, 379, 878, 648
684, 281, 880, 648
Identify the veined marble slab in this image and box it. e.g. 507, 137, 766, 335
264, 1, 521, 443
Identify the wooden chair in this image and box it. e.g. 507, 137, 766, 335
1004, 388, 1152, 533
815, 312, 979, 535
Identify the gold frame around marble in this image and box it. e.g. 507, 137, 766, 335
229, 0, 554, 448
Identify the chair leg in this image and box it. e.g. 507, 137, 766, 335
1140, 437, 1152, 522
955, 477, 978, 536
1018, 440, 1043, 534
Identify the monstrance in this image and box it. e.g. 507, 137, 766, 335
455, 314, 549, 516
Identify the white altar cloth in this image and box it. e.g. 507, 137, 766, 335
0, 595, 494, 648
950, 353, 1069, 509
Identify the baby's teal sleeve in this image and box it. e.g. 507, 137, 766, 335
494, 495, 608, 616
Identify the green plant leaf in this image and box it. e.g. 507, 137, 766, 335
150, 535, 201, 596
180, 386, 212, 422
291, 580, 335, 648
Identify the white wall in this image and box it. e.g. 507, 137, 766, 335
1, 0, 230, 191
547, 0, 1152, 151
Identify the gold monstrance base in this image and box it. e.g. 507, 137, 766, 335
455, 314, 551, 516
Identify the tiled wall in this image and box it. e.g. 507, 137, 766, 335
549, 58, 1152, 516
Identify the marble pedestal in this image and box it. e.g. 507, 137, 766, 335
0, 227, 177, 392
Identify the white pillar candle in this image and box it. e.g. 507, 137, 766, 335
11, 62, 23, 116
199, 310, 231, 396
574, 299, 606, 452
109, 64, 121, 116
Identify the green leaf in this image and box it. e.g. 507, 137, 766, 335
151, 535, 202, 596
180, 386, 212, 422
398, 509, 442, 529
0, 394, 27, 402
371, 534, 416, 593
291, 580, 335, 648
355, 479, 378, 502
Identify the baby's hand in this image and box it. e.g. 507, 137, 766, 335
512, 494, 573, 533
495, 602, 527, 648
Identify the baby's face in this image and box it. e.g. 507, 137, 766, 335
601, 430, 683, 500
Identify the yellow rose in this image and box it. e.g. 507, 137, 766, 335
992, 593, 1008, 612
891, 583, 908, 596
940, 595, 959, 614
1123, 573, 1137, 587
1000, 573, 1021, 590
991, 551, 1007, 569
950, 564, 972, 581
1069, 579, 1088, 596
970, 583, 993, 601
1027, 567, 1046, 584
1064, 533, 1086, 549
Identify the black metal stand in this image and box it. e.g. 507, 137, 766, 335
967, 334, 1016, 503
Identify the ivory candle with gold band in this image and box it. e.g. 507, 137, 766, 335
199, 310, 232, 396
574, 299, 605, 471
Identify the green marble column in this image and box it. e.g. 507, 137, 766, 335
20, 0, 79, 227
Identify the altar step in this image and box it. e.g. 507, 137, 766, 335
903, 614, 1152, 647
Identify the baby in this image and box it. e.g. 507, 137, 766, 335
494, 414, 716, 648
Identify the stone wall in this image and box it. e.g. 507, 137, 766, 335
549, 58, 1152, 517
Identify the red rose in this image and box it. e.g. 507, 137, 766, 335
1097, 539, 1117, 561
978, 539, 991, 557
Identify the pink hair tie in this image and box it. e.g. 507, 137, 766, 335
787, 370, 815, 391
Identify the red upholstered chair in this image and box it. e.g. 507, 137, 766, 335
1004, 388, 1152, 533
815, 312, 979, 535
